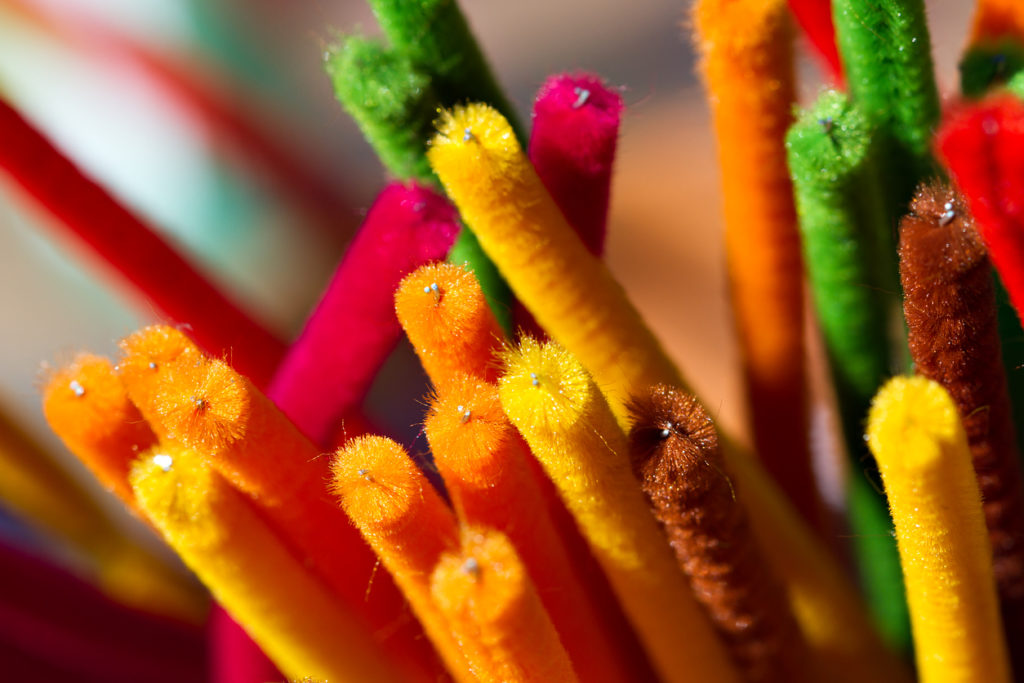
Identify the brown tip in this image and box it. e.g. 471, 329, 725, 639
628, 384, 812, 683
899, 183, 987, 285
628, 384, 719, 488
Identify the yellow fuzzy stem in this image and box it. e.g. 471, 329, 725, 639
428, 103, 683, 422
130, 443, 402, 683
868, 376, 1010, 683
497, 338, 740, 683
431, 527, 579, 683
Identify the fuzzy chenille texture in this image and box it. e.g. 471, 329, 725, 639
268, 182, 458, 447
868, 377, 1011, 683
787, 88, 910, 648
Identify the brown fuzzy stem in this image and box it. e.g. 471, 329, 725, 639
899, 182, 1024, 657
900, 183, 1024, 594
628, 385, 813, 683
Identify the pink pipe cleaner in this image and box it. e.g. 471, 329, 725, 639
529, 73, 623, 256
267, 182, 459, 445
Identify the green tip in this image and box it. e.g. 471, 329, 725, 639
325, 36, 438, 180
787, 90, 889, 403
786, 90, 874, 187
961, 40, 1024, 98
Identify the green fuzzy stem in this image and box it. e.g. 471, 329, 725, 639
787, 90, 912, 653
366, 0, 524, 142
960, 40, 1024, 98
326, 37, 438, 180
832, 0, 941, 221
325, 36, 514, 336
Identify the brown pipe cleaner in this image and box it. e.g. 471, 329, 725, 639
900, 182, 1024, 660
628, 384, 813, 683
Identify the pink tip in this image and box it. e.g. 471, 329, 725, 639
0, 98, 286, 388
938, 97, 1024, 324
268, 182, 459, 445
529, 73, 623, 257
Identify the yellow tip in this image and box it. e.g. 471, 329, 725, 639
498, 338, 592, 435
428, 104, 527, 206
129, 443, 220, 547
867, 376, 961, 474
430, 103, 518, 161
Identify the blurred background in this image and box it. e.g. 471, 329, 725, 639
0, 0, 974, 558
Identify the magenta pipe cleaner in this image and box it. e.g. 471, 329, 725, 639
267, 182, 459, 445
529, 73, 623, 257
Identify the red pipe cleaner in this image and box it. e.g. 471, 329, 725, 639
0, 97, 286, 387
529, 73, 623, 256
937, 96, 1024, 325
785, 0, 843, 84
267, 182, 459, 446
0, 540, 205, 683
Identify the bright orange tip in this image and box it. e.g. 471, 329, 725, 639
432, 527, 530, 626
118, 324, 202, 377
431, 527, 580, 683
43, 353, 147, 451
117, 324, 204, 423
150, 357, 249, 451
331, 435, 431, 535
424, 374, 512, 488
395, 262, 503, 385
41, 353, 157, 506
